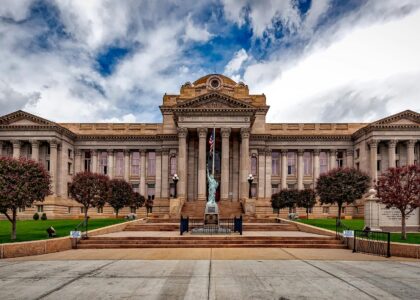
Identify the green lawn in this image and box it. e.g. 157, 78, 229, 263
298, 218, 420, 245
0, 218, 126, 244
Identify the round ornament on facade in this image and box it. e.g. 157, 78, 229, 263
207, 76, 222, 90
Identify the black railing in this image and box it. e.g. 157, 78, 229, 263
353, 229, 391, 258
335, 217, 351, 247
73, 217, 89, 249
179, 216, 242, 235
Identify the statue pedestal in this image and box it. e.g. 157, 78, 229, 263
204, 202, 219, 225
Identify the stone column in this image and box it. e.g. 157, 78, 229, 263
197, 128, 207, 201
140, 150, 146, 196
313, 149, 320, 186
240, 128, 250, 199
75, 149, 82, 173
31, 140, 40, 162
177, 128, 188, 200
107, 150, 114, 178
407, 140, 416, 165
12, 140, 20, 159
281, 149, 287, 189
161, 149, 169, 199
155, 149, 162, 199
265, 148, 272, 200
297, 149, 304, 190
0, 141, 3, 157
221, 128, 231, 201
329, 149, 336, 170
388, 140, 397, 168
257, 149, 265, 199
124, 150, 130, 181
91, 150, 98, 173
346, 149, 353, 168
368, 139, 379, 184
50, 140, 58, 195
232, 137, 239, 201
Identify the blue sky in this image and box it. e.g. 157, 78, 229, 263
0, 0, 419, 123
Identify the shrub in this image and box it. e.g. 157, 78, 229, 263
41, 213, 47, 220
33, 212, 39, 220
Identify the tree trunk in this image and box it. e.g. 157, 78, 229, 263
84, 207, 88, 238
11, 208, 17, 241
116, 209, 119, 219
337, 204, 342, 225
306, 207, 309, 220
401, 211, 407, 240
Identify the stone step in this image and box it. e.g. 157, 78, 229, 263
124, 223, 298, 232
87, 236, 335, 241
79, 239, 342, 245
77, 243, 346, 249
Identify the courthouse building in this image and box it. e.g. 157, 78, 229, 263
0, 74, 419, 219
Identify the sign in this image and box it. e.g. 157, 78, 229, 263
343, 230, 354, 238
70, 231, 82, 238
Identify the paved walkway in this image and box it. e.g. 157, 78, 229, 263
1, 256, 419, 299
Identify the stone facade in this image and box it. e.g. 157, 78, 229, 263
0, 74, 419, 219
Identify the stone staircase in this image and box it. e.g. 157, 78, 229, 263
181, 201, 243, 218
77, 235, 345, 249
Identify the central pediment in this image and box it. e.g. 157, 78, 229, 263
175, 92, 255, 110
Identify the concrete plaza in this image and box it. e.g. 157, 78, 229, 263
1, 248, 420, 300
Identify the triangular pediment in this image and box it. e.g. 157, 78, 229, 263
176, 92, 255, 109
0, 110, 56, 126
371, 110, 420, 126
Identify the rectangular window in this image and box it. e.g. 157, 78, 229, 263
341, 207, 346, 214
99, 151, 108, 175
355, 149, 360, 159
170, 156, 177, 175
271, 184, 279, 195
271, 152, 280, 176
377, 160, 381, 171
356, 162, 360, 170
18, 207, 25, 213
307, 207, 313, 214
304, 184, 312, 190
67, 182, 71, 197
47, 160, 50, 172
68, 149, 72, 159
115, 151, 124, 177
68, 207, 71, 214
355, 207, 359, 214
147, 152, 156, 176
130, 207, 136, 214
84, 151, 91, 172
132, 183, 139, 193
68, 162, 72, 175
319, 151, 328, 174
396, 160, 400, 167
251, 156, 257, 176
337, 151, 344, 168
287, 152, 296, 175
289, 207, 296, 213
80, 207, 86, 214
303, 151, 312, 176
97, 207, 103, 214
323, 207, 329, 214
37, 205, 43, 213
131, 152, 140, 176
287, 183, 296, 190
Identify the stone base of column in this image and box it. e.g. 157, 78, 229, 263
197, 196, 206, 201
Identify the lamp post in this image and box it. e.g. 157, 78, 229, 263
172, 174, 179, 198
247, 173, 254, 199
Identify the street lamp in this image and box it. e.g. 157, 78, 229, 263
172, 174, 179, 198
247, 173, 254, 198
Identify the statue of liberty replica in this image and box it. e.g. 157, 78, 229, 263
204, 126, 219, 225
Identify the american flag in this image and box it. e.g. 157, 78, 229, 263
209, 131, 214, 156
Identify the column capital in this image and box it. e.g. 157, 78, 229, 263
329, 148, 337, 153
11, 140, 21, 147
313, 149, 320, 155
221, 127, 231, 138
367, 139, 379, 148
265, 148, 272, 155
297, 149, 304, 155
281, 149, 288, 155
49, 139, 58, 148
107, 149, 114, 155
30, 140, 40, 147
197, 128, 208, 138
162, 149, 170, 155
388, 139, 397, 147
346, 149, 353, 156
124, 149, 130, 155
140, 149, 146, 155
257, 148, 266, 154
177, 127, 188, 138
407, 139, 417, 147
240, 127, 250, 139
75, 149, 82, 156
155, 149, 162, 154
91, 149, 97, 155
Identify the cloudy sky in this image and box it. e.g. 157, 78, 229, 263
0, 0, 419, 123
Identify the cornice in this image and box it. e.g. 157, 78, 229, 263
352, 124, 420, 140
0, 124, 77, 139
251, 134, 353, 141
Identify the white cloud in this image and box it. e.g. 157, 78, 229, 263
243, 6, 420, 122
183, 14, 213, 42
224, 48, 248, 79
0, 0, 34, 21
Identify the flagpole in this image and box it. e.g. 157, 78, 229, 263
212, 124, 215, 176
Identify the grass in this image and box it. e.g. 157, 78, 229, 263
0, 218, 126, 244
298, 218, 420, 245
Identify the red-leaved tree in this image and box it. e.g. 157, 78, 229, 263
316, 168, 370, 223
296, 189, 317, 220
131, 192, 145, 210
376, 165, 420, 240
108, 179, 133, 218
0, 157, 51, 240
69, 172, 109, 221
